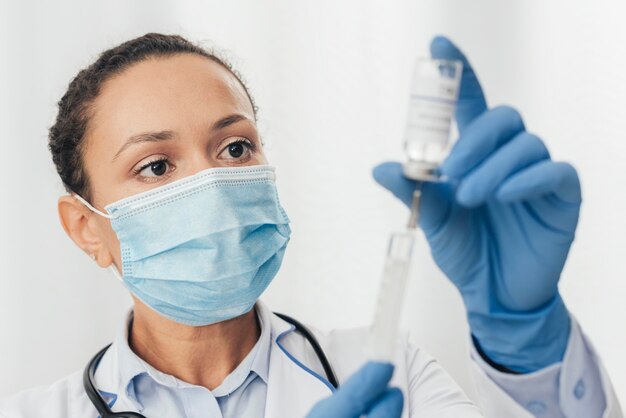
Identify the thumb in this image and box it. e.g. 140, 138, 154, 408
305, 362, 394, 418
372, 162, 416, 207
430, 35, 487, 132
372, 162, 455, 235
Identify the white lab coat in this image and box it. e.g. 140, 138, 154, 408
470, 316, 622, 418
0, 302, 621, 418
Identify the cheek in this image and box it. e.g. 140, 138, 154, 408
254, 149, 269, 165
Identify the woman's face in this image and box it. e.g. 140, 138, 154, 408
72, 53, 265, 269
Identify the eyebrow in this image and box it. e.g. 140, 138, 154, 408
111, 113, 251, 161
211, 113, 248, 131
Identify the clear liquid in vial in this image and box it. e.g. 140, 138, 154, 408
403, 59, 463, 181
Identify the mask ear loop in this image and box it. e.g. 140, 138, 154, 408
108, 264, 123, 282
73, 194, 123, 281
73, 194, 113, 219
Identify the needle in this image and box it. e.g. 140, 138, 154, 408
407, 183, 422, 230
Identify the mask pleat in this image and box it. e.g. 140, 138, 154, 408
106, 165, 291, 326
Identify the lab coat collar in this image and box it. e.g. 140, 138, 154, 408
93, 301, 335, 416
263, 303, 336, 418
97, 302, 274, 411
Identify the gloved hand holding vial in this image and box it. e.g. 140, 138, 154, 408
373, 36, 582, 376
368, 57, 462, 362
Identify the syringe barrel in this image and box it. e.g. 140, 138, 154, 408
368, 231, 415, 362
403, 58, 463, 181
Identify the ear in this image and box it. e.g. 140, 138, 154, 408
57, 195, 114, 268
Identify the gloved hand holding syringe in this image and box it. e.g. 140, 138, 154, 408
368, 58, 463, 362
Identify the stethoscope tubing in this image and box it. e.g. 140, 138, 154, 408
84, 313, 339, 418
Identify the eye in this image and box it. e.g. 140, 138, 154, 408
134, 157, 172, 178
218, 138, 255, 160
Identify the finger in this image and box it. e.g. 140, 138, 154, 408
305, 362, 394, 418
333, 362, 395, 416
367, 388, 404, 418
372, 162, 456, 235
456, 132, 550, 207
430, 35, 488, 132
372, 162, 416, 207
441, 105, 525, 179
496, 161, 582, 204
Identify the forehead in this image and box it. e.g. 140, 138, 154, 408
87, 53, 253, 141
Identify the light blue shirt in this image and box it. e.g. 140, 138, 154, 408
112, 306, 272, 418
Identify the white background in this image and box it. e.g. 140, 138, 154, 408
1, 0, 624, 407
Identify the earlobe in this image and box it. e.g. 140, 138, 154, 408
94, 247, 114, 269
57, 195, 108, 263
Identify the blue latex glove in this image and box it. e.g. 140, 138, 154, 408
373, 36, 580, 373
306, 362, 404, 418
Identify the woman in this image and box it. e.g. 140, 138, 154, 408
0, 34, 482, 417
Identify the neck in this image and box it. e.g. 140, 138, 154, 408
129, 299, 260, 390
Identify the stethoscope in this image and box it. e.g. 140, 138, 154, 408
83, 313, 339, 418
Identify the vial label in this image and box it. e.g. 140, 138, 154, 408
403, 59, 463, 180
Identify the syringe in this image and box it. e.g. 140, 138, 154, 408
367, 185, 421, 362
367, 56, 461, 361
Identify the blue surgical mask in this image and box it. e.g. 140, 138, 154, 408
74, 165, 290, 326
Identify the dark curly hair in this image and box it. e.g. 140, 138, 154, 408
48, 33, 257, 201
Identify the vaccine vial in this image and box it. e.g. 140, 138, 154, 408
403, 58, 463, 181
